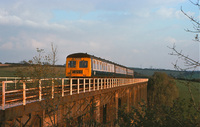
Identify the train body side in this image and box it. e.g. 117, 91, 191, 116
91, 58, 115, 77
90, 58, 134, 78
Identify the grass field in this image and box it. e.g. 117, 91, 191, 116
0, 66, 66, 77
0, 66, 19, 77
176, 80, 200, 105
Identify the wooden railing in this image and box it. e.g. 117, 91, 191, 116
0, 78, 148, 110
0, 77, 22, 90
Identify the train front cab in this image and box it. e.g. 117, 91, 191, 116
66, 57, 92, 77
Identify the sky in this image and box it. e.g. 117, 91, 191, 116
0, 0, 199, 70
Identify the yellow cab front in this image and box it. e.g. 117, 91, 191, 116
66, 57, 91, 77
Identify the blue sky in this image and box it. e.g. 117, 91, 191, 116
0, 0, 199, 70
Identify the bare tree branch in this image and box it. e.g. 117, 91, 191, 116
169, 0, 200, 114
168, 44, 200, 70
51, 43, 58, 65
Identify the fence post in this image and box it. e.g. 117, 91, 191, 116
112, 78, 114, 87
110, 79, 112, 88
117, 79, 119, 86
89, 78, 91, 91
39, 80, 42, 101
101, 79, 103, 89
6, 77, 7, 90
107, 79, 109, 88
23, 82, 26, 105
83, 78, 86, 93
52, 79, 54, 99
97, 78, 99, 90
70, 78, 72, 95
77, 78, 80, 94
113, 79, 115, 87
15, 78, 16, 89
93, 78, 95, 91
104, 79, 106, 89
114, 79, 116, 87
2, 81, 5, 110
62, 78, 64, 97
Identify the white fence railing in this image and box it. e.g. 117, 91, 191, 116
0, 77, 22, 90
0, 77, 21, 80
0, 78, 148, 110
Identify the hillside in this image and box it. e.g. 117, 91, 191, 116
132, 67, 200, 80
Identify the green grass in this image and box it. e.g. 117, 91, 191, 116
176, 80, 200, 105
0, 66, 66, 77
0, 66, 18, 77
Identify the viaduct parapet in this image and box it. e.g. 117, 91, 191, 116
0, 78, 148, 126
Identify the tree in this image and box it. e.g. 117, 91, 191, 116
148, 72, 179, 107
116, 99, 200, 127
50, 42, 58, 65
15, 44, 62, 126
169, 0, 200, 113
115, 72, 200, 126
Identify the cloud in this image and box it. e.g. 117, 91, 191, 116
155, 7, 184, 19
164, 36, 194, 50
151, 0, 186, 5
0, 10, 22, 25
30, 39, 46, 49
165, 37, 178, 44
0, 42, 14, 50
0, 9, 70, 32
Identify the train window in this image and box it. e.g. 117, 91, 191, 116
79, 61, 88, 68
111, 65, 114, 72
100, 62, 102, 70
127, 69, 134, 75
68, 61, 76, 68
93, 60, 96, 69
103, 63, 105, 70
97, 61, 99, 70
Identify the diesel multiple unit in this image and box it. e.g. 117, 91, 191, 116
66, 53, 134, 78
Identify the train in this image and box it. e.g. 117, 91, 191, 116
65, 53, 134, 78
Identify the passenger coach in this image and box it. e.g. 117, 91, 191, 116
66, 53, 134, 78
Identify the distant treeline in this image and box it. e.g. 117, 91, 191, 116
176, 77, 200, 83
132, 67, 200, 81
0, 62, 65, 67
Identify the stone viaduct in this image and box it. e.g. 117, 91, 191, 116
0, 78, 148, 126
